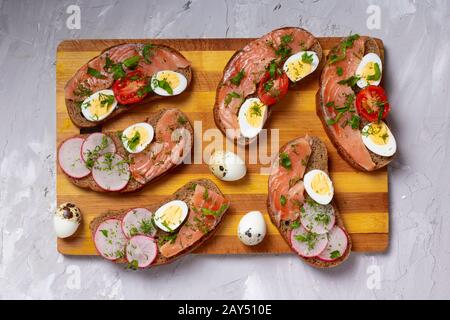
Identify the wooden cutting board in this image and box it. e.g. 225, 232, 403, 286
56, 37, 389, 255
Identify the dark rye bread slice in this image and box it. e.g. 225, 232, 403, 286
316, 37, 394, 171
89, 179, 228, 266
213, 27, 323, 146
267, 136, 351, 268
66, 43, 192, 128
64, 108, 193, 193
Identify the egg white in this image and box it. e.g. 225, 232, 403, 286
283, 51, 319, 82
238, 98, 268, 139
121, 122, 154, 154
153, 200, 189, 232
208, 150, 247, 181
355, 53, 383, 88
150, 70, 188, 96
303, 169, 334, 205
361, 121, 396, 157
81, 89, 118, 122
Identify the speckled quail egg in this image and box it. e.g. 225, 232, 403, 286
54, 203, 82, 238
237, 211, 267, 246
208, 150, 247, 181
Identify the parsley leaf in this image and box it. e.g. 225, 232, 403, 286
280, 152, 292, 169
301, 52, 314, 64
230, 69, 245, 86
87, 67, 106, 79
338, 75, 360, 87
280, 195, 287, 206
122, 55, 140, 69
336, 67, 343, 76
142, 44, 155, 63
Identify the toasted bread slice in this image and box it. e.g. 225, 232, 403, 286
316, 36, 394, 171
214, 27, 322, 146
65, 43, 192, 128
60, 108, 193, 193
267, 136, 351, 268
89, 179, 229, 266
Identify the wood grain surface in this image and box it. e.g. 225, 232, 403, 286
56, 37, 389, 255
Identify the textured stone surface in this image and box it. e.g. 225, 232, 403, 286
0, 0, 449, 299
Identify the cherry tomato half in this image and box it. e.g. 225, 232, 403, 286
356, 85, 390, 122
257, 71, 289, 106
112, 70, 149, 105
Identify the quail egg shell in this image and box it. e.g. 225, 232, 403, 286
208, 150, 247, 181
54, 202, 82, 238
237, 211, 267, 246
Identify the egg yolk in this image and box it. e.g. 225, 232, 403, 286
157, 71, 179, 89
88, 95, 113, 118
311, 172, 331, 195
126, 126, 148, 146
360, 62, 377, 82
161, 205, 183, 226
286, 59, 312, 80
245, 102, 266, 128
367, 123, 389, 145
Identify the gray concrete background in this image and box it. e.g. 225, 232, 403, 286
0, 0, 449, 299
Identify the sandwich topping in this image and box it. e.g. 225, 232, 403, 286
268, 136, 349, 263
216, 27, 320, 144
320, 34, 396, 170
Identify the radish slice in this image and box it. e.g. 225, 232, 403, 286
94, 218, 127, 260
290, 226, 328, 258
121, 208, 156, 238
126, 235, 158, 268
300, 202, 335, 234
317, 226, 349, 262
58, 137, 90, 179
81, 133, 116, 163
92, 153, 130, 191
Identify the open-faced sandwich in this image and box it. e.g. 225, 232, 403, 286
65, 43, 192, 128
317, 34, 396, 171
57, 108, 192, 192
90, 179, 230, 268
214, 27, 322, 145
267, 135, 351, 268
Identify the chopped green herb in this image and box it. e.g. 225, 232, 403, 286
280, 152, 292, 169
280, 195, 287, 206
301, 52, 314, 64
295, 231, 319, 250
224, 91, 241, 106
330, 250, 341, 259
328, 34, 360, 65
201, 203, 229, 218
203, 188, 209, 200
104, 56, 126, 80
264, 80, 274, 92
349, 114, 360, 129
100, 229, 108, 238
126, 259, 139, 270
188, 183, 197, 191
367, 62, 381, 81
87, 67, 106, 79
126, 131, 141, 151
230, 69, 245, 86
326, 94, 356, 127
290, 220, 301, 229
338, 75, 360, 87
336, 67, 343, 76
152, 78, 173, 95
281, 34, 293, 45
122, 55, 140, 69
142, 44, 155, 63
177, 116, 187, 125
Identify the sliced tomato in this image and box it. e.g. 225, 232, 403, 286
257, 71, 289, 106
112, 70, 150, 105
356, 85, 390, 122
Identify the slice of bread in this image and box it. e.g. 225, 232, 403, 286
62, 108, 193, 193
267, 136, 352, 268
316, 37, 394, 171
213, 27, 323, 146
65, 44, 192, 128
89, 179, 229, 266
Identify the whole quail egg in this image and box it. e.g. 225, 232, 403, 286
54, 203, 82, 238
208, 150, 247, 181
237, 211, 267, 246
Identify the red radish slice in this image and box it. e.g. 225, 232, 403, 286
317, 226, 349, 262
126, 235, 158, 268
58, 137, 90, 179
290, 226, 328, 258
81, 133, 116, 163
92, 153, 130, 191
94, 218, 127, 260
121, 208, 156, 238
300, 202, 335, 235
